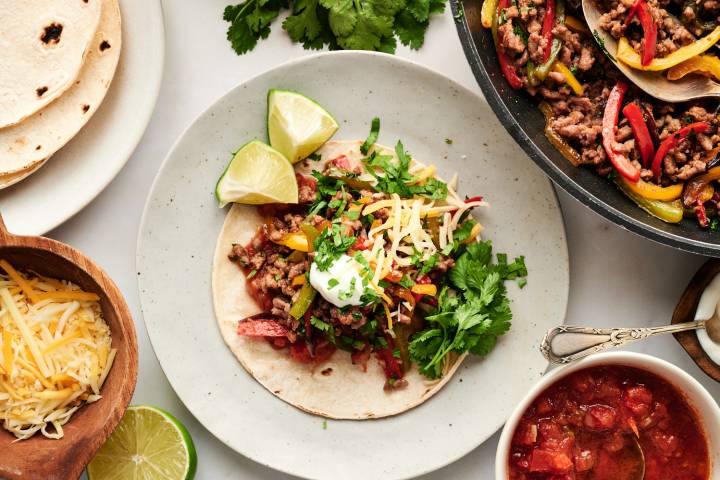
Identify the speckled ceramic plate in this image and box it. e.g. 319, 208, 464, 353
137, 51, 569, 480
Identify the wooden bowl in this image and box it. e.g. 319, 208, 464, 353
0, 215, 138, 479
671, 259, 720, 382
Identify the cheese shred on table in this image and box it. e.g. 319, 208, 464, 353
0, 261, 115, 440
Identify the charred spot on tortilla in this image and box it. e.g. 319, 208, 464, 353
82, 104, 90, 113
41, 23, 63, 45
36, 86, 48, 98
99, 40, 111, 51
35, 145, 41, 151
321, 367, 333, 376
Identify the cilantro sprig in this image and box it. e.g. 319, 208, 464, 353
409, 241, 527, 379
224, 0, 447, 55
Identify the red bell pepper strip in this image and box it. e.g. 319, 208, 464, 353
465, 195, 484, 203
651, 122, 711, 180
494, 0, 523, 89
237, 319, 289, 337
602, 82, 641, 182
624, 0, 657, 66
622, 102, 656, 168
542, 0, 557, 62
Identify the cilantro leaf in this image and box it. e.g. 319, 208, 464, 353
313, 221, 356, 271
224, 0, 286, 55
409, 240, 528, 379
283, 0, 323, 44
361, 117, 381, 155
363, 141, 448, 199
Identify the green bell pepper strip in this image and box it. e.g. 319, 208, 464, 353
289, 282, 317, 320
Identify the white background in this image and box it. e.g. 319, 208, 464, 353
60, 1, 719, 478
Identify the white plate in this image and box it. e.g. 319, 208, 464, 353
137, 51, 569, 480
0, 0, 164, 236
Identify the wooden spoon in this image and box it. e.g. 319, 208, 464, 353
0, 214, 138, 480
582, 0, 720, 102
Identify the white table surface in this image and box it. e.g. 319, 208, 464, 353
59, 1, 719, 478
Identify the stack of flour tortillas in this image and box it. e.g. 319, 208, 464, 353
0, 0, 122, 189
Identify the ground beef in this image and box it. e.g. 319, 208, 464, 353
228, 244, 266, 270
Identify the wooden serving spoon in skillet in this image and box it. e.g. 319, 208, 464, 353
0, 214, 138, 480
582, 0, 720, 102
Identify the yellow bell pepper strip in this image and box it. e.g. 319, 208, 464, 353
565, 15, 589, 33
615, 177, 684, 223
619, 176, 683, 201
552, 62, 584, 95
616, 26, 720, 71
289, 282, 317, 320
667, 55, 720, 81
410, 283, 437, 297
291, 275, 306, 286
481, 0, 498, 28
539, 102, 583, 166
276, 232, 309, 252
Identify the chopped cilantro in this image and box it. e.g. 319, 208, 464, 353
308, 152, 322, 161
418, 252, 439, 275
322, 420, 328, 430
247, 269, 257, 279
311, 316, 332, 332
361, 117, 381, 155
363, 141, 448, 200
711, 218, 720, 232
327, 278, 339, 289
445, 138, 453, 145
398, 275, 414, 289
346, 209, 361, 220
313, 222, 356, 271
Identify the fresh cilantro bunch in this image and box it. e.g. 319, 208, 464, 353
409, 241, 527, 379
224, 0, 447, 55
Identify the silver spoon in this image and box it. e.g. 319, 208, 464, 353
541, 307, 720, 364
582, 0, 720, 102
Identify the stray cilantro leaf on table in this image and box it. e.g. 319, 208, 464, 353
224, 0, 447, 55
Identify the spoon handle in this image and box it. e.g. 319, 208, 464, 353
540, 321, 706, 364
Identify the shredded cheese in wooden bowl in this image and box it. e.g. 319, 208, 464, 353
0, 260, 116, 440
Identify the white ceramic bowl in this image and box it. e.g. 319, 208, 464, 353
495, 351, 720, 479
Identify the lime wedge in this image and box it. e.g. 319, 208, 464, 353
215, 140, 298, 206
87, 405, 197, 480
267, 89, 339, 164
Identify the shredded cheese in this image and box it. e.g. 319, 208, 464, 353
0, 264, 115, 440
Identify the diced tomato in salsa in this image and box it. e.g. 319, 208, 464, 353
509, 366, 709, 480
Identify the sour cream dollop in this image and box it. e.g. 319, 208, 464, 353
309, 254, 365, 308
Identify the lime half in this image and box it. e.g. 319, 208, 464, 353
268, 89, 339, 164
215, 140, 298, 206
87, 405, 197, 480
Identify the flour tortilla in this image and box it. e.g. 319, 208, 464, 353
0, 160, 48, 190
0, 0, 121, 181
212, 140, 464, 419
0, 0, 102, 128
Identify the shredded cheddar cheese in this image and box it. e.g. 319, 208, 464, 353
0, 263, 115, 440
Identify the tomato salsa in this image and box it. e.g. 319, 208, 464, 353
509, 366, 709, 480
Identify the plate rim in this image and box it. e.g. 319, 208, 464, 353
449, 0, 720, 257
5, 0, 166, 236
137, 49, 570, 479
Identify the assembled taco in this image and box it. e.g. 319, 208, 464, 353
212, 131, 527, 419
